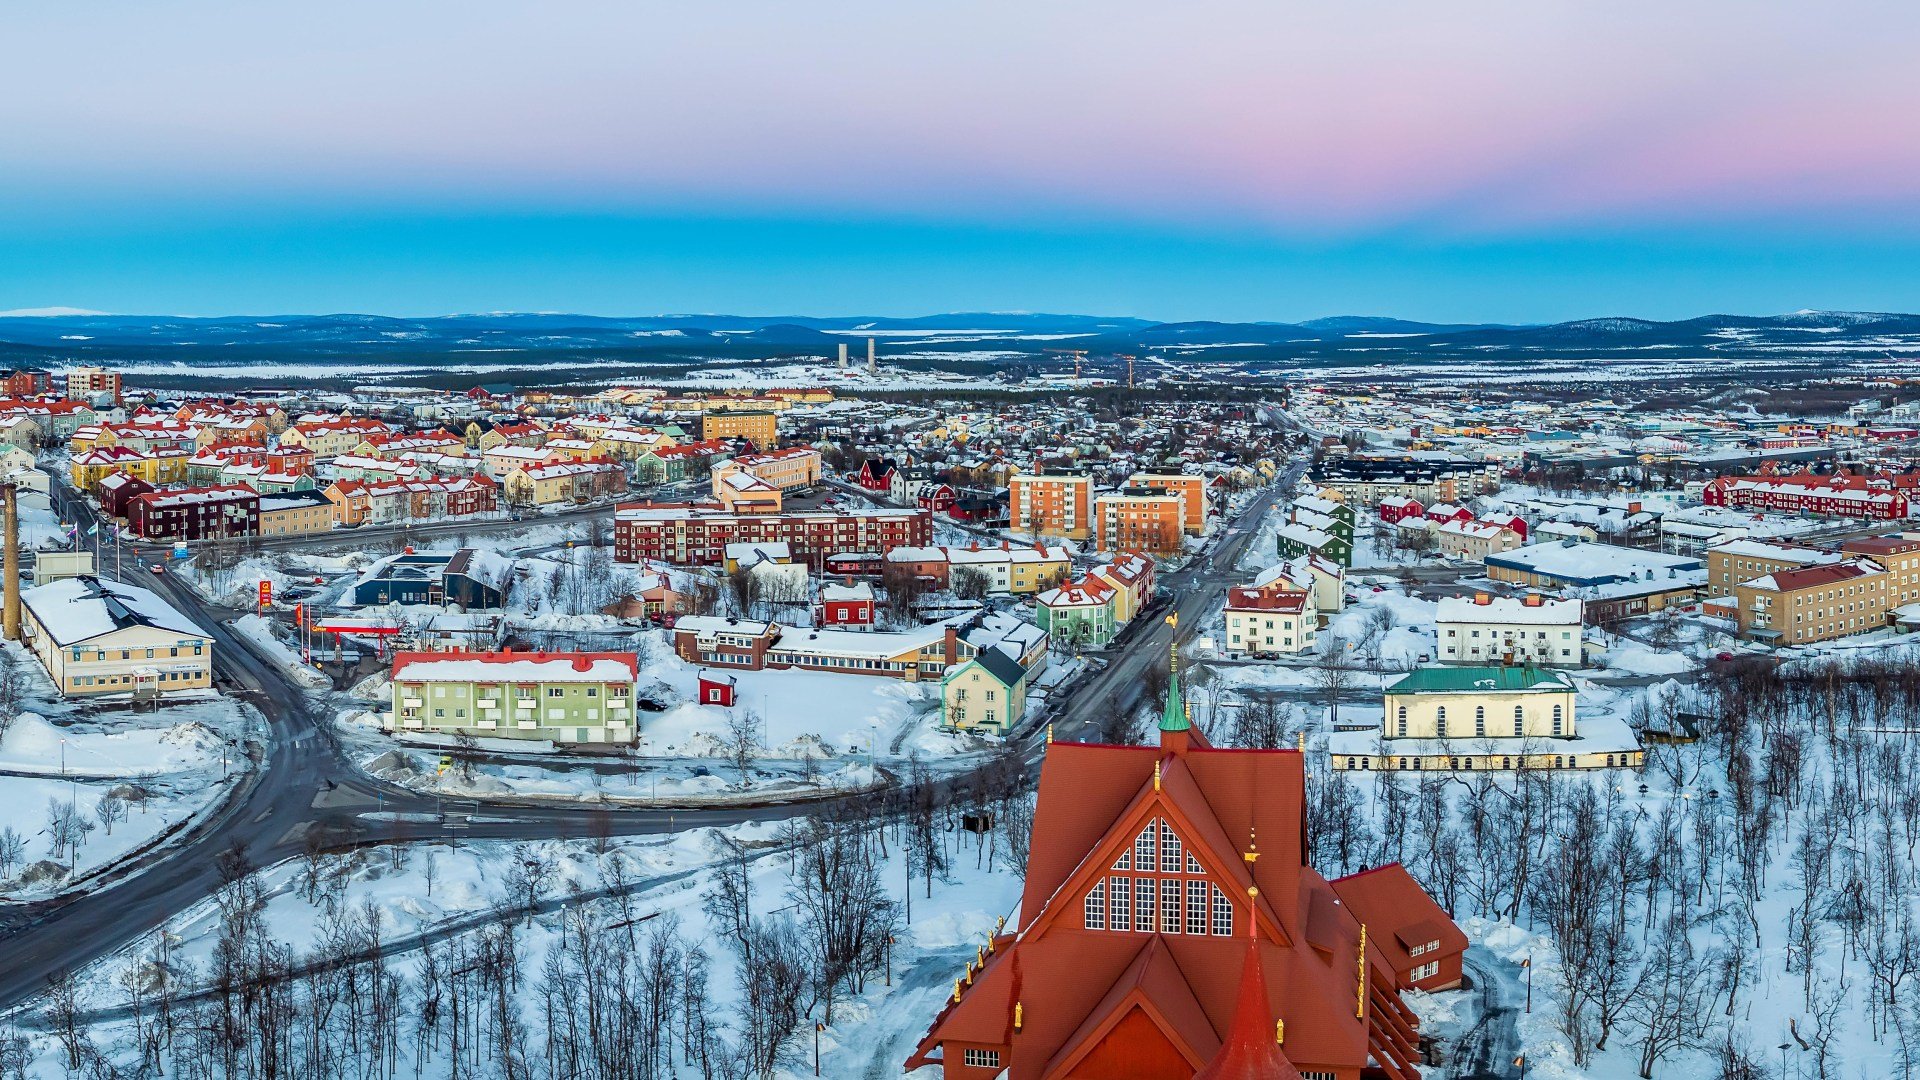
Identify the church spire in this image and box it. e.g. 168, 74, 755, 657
1193, 889, 1303, 1080
1159, 612, 1191, 735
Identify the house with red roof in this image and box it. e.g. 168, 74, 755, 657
908, 664, 1456, 1079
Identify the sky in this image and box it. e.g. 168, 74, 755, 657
4, 0, 1919, 323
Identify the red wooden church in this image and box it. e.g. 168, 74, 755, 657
908, 641, 1465, 1079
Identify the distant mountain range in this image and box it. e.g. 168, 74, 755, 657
0, 309, 1915, 376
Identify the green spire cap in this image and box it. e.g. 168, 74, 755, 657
1159, 664, 1190, 732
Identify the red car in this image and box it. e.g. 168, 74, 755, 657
1715, 651, 1734, 662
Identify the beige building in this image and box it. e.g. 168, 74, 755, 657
701, 410, 779, 451
712, 447, 822, 494
1434, 520, 1523, 560
1384, 666, 1577, 740
20, 575, 212, 696
258, 490, 335, 536
387, 651, 639, 744
1705, 539, 1838, 598
1329, 665, 1643, 773
1734, 557, 1890, 645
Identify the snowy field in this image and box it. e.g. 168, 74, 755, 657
20, 813, 1033, 1080
0, 656, 258, 900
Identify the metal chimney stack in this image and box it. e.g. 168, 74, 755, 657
2, 484, 19, 641
867, 337, 876, 373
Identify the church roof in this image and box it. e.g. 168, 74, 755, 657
1192, 920, 1303, 1080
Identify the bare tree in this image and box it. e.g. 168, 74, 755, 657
725, 708, 764, 789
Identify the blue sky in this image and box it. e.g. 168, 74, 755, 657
4, 1, 1918, 321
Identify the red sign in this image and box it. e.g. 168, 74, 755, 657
258, 580, 273, 610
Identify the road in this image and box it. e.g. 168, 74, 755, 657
1442, 951, 1524, 1080
0, 466, 1296, 1016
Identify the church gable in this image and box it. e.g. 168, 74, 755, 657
1075, 815, 1240, 940
1059, 1005, 1202, 1080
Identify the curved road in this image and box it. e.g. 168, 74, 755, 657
0, 469, 1294, 1015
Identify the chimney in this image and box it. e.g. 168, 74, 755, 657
1523, 593, 1543, 607
1, 485, 17, 641
1474, 592, 1490, 605
867, 338, 877, 374
943, 624, 959, 667
837, 342, 848, 369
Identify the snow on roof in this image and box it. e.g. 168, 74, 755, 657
1487, 541, 1700, 586
392, 651, 637, 683
1435, 595, 1582, 625
1707, 539, 1838, 564
22, 575, 208, 645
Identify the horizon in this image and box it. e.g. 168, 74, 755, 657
5, 2, 1919, 320
0, 305, 1907, 327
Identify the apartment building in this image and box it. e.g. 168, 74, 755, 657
1223, 583, 1315, 657
1093, 491, 1184, 555
885, 541, 1072, 595
1008, 473, 1092, 541
712, 447, 822, 494
1436, 593, 1584, 666
1434, 519, 1524, 561
613, 503, 931, 566
1841, 535, 1920, 608
257, 489, 335, 536
386, 651, 640, 745
1122, 472, 1209, 533
1734, 557, 1891, 645
126, 485, 260, 541
701, 409, 779, 451
64, 365, 122, 405
1705, 539, 1840, 598
1703, 475, 1910, 520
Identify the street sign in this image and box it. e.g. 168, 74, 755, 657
258, 580, 273, 610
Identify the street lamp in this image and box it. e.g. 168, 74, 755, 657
813, 1022, 824, 1076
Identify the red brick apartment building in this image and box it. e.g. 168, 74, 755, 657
613, 502, 931, 566
127, 485, 260, 541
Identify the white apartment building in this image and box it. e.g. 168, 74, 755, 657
1435, 593, 1585, 667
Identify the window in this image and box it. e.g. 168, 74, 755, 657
1210, 883, 1233, 936
1552, 704, 1564, 736
963, 1049, 1001, 1069
1083, 880, 1107, 930
548, 687, 565, 698
1134, 824, 1156, 868
1160, 879, 1181, 933
1135, 879, 1157, 931
1186, 880, 1209, 934
1474, 705, 1485, 737
1109, 876, 1132, 928
1411, 961, 1440, 981
1158, 821, 1182, 872
1111, 849, 1133, 871
1396, 706, 1407, 737
1436, 706, 1447, 739
1513, 705, 1524, 736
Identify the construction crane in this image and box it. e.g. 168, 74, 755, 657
1114, 354, 1138, 389
1043, 348, 1089, 379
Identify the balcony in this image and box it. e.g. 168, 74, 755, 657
518, 719, 538, 729
478, 719, 497, 729
517, 699, 536, 710
402, 697, 424, 708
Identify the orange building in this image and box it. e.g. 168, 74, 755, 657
908, 672, 1462, 1079
1126, 473, 1210, 534
1010, 473, 1093, 541
1095, 492, 1185, 556
701, 409, 779, 451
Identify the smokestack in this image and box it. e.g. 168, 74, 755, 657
2, 484, 18, 641
837, 342, 848, 369
867, 338, 876, 373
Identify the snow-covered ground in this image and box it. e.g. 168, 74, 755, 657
335, 636, 985, 805
28, 816, 1030, 1080
0, 656, 259, 899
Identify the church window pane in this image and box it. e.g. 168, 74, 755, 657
1108, 876, 1132, 929
1158, 822, 1182, 872
1134, 879, 1156, 931
1159, 879, 1181, 933
1185, 880, 1209, 934
1084, 880, 1106, 930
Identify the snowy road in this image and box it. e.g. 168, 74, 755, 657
1443, 949, 1524, 1080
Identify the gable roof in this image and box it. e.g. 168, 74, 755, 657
1385, 665, 1573, 694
